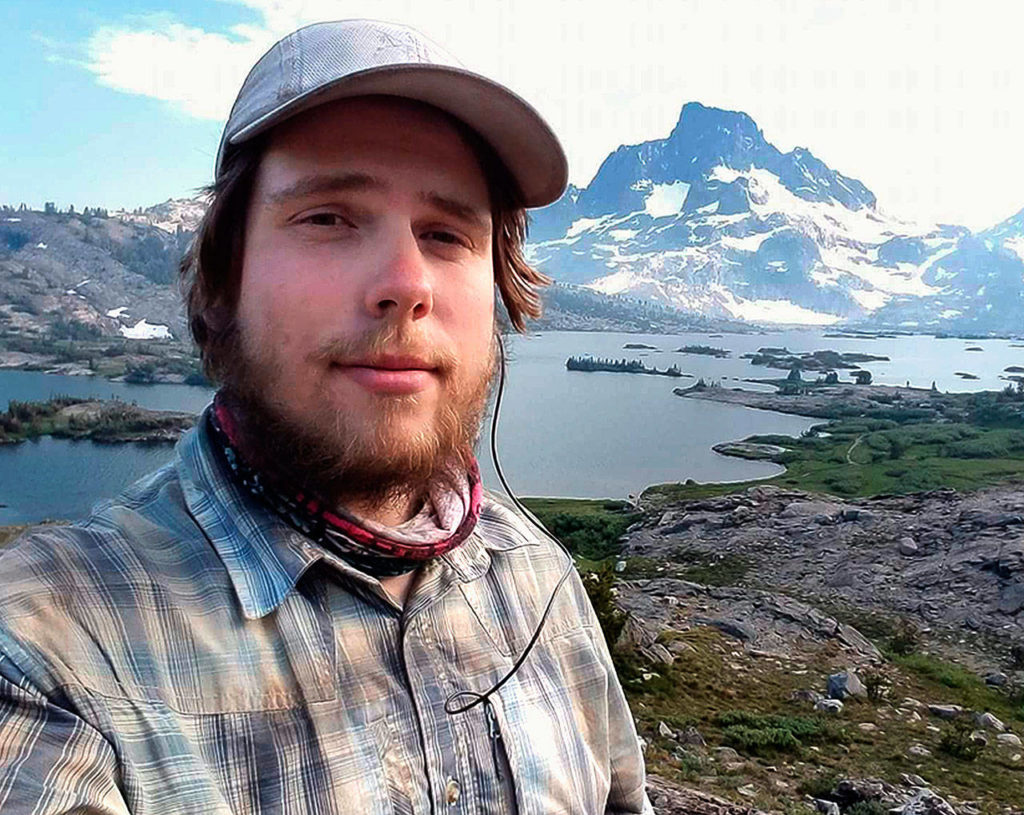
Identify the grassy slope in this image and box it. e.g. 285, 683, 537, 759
645, 419, 1024, 505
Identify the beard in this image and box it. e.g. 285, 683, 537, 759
214, 322, 497, 511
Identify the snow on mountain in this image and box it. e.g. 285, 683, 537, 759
526, 102, 978, 327
119, 318, 172, 339
865, 206, 1024, 332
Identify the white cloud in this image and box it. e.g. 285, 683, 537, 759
85, 13, 274, 120
76, 0, 1024, 230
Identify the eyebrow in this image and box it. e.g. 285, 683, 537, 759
264, 172, 386, 205
417, 191, 491, 233
264, 172, 491, 232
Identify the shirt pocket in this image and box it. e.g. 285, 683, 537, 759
484, 628, 612, 815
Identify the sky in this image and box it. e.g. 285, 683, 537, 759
2, 0, 1024, 231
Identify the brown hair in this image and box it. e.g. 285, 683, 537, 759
180, 114, 550, 383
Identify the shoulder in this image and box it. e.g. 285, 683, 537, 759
477, 489, 570, 573
0, 462, 219, 693
474, 489, 596, 629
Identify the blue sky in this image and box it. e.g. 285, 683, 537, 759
3, 1, 1024, 230
0, 2, 252, 212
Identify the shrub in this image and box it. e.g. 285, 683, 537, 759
722, 724, 801, 755
847, 803, 890, 815
714, 710, 831, 756
581, 564, 626, 648
542, 512, 633, 561
886, 621, 920, 657
797, 771, 839, 799
861, 667, 891, 702
938, 719, 984, 761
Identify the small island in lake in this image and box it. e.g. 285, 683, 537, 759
0, 397, 196, 444
741, 346, 889, 371
565, 355, 687, 378
673, 344, 730, 358
623, 343, 659, 350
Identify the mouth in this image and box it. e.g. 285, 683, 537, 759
329, 355, 439, 394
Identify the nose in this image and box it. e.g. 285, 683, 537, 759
364, 227, 434, 322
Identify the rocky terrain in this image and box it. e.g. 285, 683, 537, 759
612, 483, 1024, 813
632, 484, 1024, 663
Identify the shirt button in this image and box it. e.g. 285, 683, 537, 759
445, 778, 461, 805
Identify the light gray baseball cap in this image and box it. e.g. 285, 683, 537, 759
216, 19, 568, 208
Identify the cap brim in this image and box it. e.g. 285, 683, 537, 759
222, 64, 568, 209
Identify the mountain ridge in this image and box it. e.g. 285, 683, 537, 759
526, 101, 1023, 332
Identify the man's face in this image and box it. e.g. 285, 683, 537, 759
227, 96, 497, 504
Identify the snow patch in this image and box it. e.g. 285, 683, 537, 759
119, 319, 172, 340
586, 270, 641, 296
607, 229, 638, 242
850, 288, 891, 310
1004, 236, 1024, 263
106, 306, 129, 318
4, 217, 21, 222
35, 242, 47, 249
939, 309, 962, 318
566, 216, 610, 239
713, 285, 842, 325
644, 181, 690, 218
720, 231, 777, 253
709, 166, 743, 184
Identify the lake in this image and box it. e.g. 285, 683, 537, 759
3, 328, 1022, 525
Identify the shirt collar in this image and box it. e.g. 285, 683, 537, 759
176, 415, 325, 619
175, 409, 536, 619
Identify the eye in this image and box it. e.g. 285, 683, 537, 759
423, 229, 467, 247
299, 212, 352, 227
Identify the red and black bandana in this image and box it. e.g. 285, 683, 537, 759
207, 397, 482, 578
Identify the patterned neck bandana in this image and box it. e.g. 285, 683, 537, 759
207, 396, 482, 578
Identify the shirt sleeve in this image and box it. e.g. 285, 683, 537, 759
0, 650, 129, 814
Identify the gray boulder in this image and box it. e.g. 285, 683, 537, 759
973, 710, 1005, 731
899, 537, 919, 556
927, 704, 963, 720
815, 698, 844, 714
694, 616, 756, 642
828, 670, 867, 700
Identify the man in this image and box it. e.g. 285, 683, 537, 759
0, 19, 650, 814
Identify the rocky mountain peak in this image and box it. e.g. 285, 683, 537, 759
666, 101, 771, 168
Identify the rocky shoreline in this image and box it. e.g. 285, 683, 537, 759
674, 382, 937, 419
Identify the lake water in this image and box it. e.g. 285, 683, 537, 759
3, 328, 1022, 525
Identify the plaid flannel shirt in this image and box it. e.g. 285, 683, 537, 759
0, 414, 651, 814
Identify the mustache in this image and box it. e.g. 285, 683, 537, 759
307, 326, 460, 374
